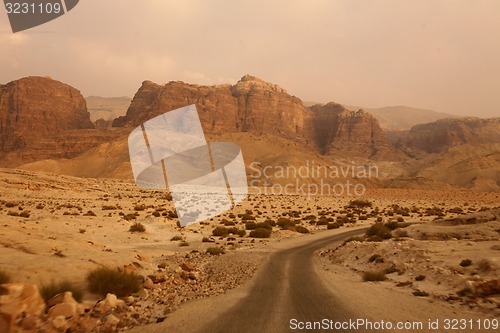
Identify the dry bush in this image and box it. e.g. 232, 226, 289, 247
362, 270, 387, 282
129, 222, 146, 232
40, 281, 83, 303
206, 247, 225, 255
249, 228, 272, 238
87, 268, 141, 297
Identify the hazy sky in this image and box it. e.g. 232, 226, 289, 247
1, 0, 499, 117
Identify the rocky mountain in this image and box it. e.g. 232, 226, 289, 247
113, 75, 393, 159
309, 102, 395, 158
344, 105, 455, 131
0, 77, 125, 167
400, 118, 500, 154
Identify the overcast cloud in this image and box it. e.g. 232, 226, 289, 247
1, 0, 499, 117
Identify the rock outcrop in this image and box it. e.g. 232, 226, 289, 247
113, 75, 393, 159
0, 77, 125, 167
402, 117, 500, 153
309, 102, 394, 158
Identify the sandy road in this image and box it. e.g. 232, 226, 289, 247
129, 228, 366, 333
129, 226, 492, 333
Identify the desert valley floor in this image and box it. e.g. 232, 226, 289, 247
0, 168, 498, 332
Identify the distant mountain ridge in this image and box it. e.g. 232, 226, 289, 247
344, 105, 456, 131
0, 75, 497, 191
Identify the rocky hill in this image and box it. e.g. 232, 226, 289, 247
401, 117, 500, 154
113, 75, 393, 159
0, 77, 125, 166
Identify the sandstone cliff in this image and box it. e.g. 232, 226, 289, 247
113, 75, 393, 159
0, 77, 125, 167
309, 102, 394, 158
402, 118, 500, 153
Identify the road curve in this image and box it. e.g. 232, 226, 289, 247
130, 228, 366, 333
191, 228, 364, 333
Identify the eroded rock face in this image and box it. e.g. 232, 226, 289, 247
309, 102, 394, 158
0, 77, 126, 167
404, 118, 500, 153
113, 75, 393, 159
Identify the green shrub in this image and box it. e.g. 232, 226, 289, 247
129, 222, 145, 232
362, 270, 387, 281
86, 268, 141, 297
249, 228, 272, 238
206, 247, 225, 255
0, 270, 11, 284
212, 226, 229, 237
40, 281, 83, 303
459, 259, 472, 267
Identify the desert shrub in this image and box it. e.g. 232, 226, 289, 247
368, 254, 383, 263
202, 236, 211, 242
397, 217, 405, 222
241, 214, 255, 221
36, 204, 45, 209
40, 281, 83, 303
327, 222, 340, 230
129, 222, 145, 232
237, 229, 246, 237
245, 222, 257, 230
7, 211, 19, 217
206, 247, 225, 255
152, 211, 161, 217
255, 222, 272, 230
415, 275, 426, 281
295, 225, 309, 234
277, 218, 296, 230
459, 259, 472, 267
227, 227, 239, 234
358, 215, 368, 221
102, 205, 118, 210
0, 270, 11, 284
376, 216, 383, 222
222, 219, 236, 226
249, 228, 272, 238
366, 223, 392, 240
263, 219, 276, 227
19, 211, 30, 218
383, 266, 399, 274
86, 268, 141, 297
179, 241, 189, 247
5, 202, 17, 208
384, 221, 400, 230
123, 213, 136, 221
316, 218, 329, 226
412, 291, 429, 297
212, 226, 229, 237
456, 287, 472, 297
134, 204, 147, 211
362, 270, 386, 282
348, 200, 372, 208
171, 235, 183, 241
